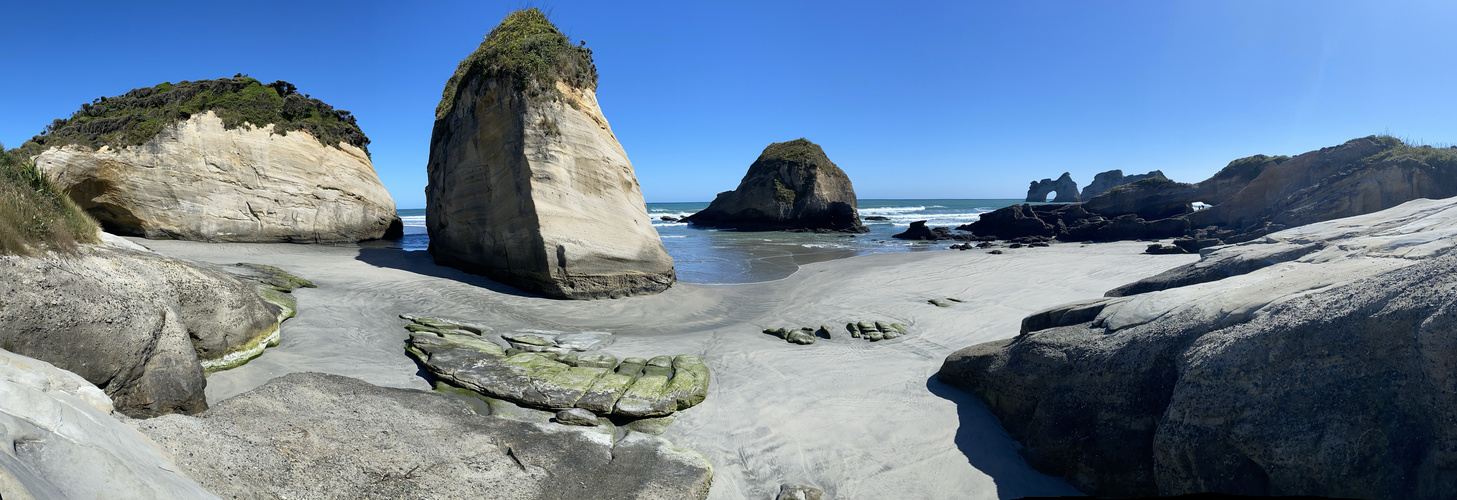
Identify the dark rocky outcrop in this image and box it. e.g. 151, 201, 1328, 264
969, 136, 1457, 245
938, 198, 1457, 498
891, 220, 952, 240
426, 9, 675, 299
685, 139, 867, 232
1079, 169, 1168, 200
0, 239, 305, 417
137, 372, 714, 499
1025, 172, 1080, 202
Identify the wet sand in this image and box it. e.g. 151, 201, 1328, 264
137, 238, 1196, 499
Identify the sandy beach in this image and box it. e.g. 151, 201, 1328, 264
136, 238, 1196, 499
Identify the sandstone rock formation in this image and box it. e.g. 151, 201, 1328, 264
31, 77, 400, 243
0, 348, 218, 499
1024, 172, 1079, 202
1078, 169, 1168, 200
406, 328, 709, 418
426, 9, 674, 299
938, 197, 1457, 498
971, 136, 1457, 244
0, 237, 306, 417
684, 139, 867, 232
136, 372, 714, 499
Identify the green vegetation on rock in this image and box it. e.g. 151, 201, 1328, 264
22, 76, 370, 155
758, 138, 825, 165
0, 147, 99, 255
772, 178, 796, 204
436, 8, 597, 119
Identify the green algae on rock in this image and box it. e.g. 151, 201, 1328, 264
405, 330, 709, 419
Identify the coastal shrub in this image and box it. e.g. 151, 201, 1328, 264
23, 75, 370, 155
772, 178, 796, 204
759, 138, 821, 165
0, 148, 99, 255
436, 8, 597, 119
1356, 135, 1457, 177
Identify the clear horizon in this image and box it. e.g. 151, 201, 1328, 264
4, 1, 1455, 208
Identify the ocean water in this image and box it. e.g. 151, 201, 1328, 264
395, 199, 1022, 284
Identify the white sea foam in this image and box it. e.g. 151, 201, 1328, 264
400, 215, 427, 227
859, 206, 928, 215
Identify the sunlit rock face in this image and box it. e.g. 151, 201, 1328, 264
425, 11, 673, 300
35, 111, 400, 243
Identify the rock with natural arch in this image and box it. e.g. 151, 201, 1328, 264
1025, 172, 1080, 203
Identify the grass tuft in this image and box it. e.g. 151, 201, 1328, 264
21, 75, 370, 156
0, 148, 99, 255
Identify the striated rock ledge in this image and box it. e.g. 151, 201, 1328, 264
0, 348, 217, 499
939, 197, 1457, 498
36, 111, 400, 243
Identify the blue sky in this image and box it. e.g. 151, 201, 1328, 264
3, 1, 1455, 208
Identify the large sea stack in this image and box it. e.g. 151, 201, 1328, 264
426, 9, 674, 300
684, 139, 867, 232
29, 76, 401, 243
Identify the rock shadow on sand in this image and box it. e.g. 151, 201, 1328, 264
354, 247, 539, 298
925, 376, 1084, 500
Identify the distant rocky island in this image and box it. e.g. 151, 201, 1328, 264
974, 136, 1457, 248
684, 138, 867, 233
26, 76, 401, 243
425, 9, 675, 300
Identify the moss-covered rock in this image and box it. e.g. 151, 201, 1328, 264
435, 8, 597, 118
23, 76, 369, 155
664, 356, 711, 411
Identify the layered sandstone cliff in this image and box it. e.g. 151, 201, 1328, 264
426, 9, 674, 299
34, 111, 399, 242
684, 139, 867, 232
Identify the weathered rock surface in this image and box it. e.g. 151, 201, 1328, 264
1079, 169, 1168, 200
426, 14, 674, 300
406, 329, 709, 418
969, 136, 1457, 245
0, 239, 302, 417
776, 484, 824, 500
136, 372, 714, 499
1025, 172, 1080, 202
0, 348, 218, 500
938, 197, 1457, 498
35, 111, 400, 243
685, 139, 867, 232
